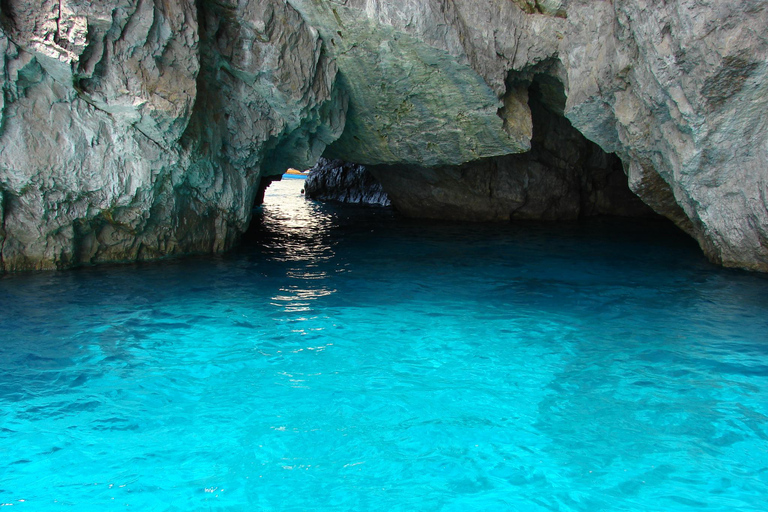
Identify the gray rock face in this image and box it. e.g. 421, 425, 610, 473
0, 0, 767, 271
305, 158, 390, 207
562, 1, 768, 271
370, 82, 654, 222
0, 0, 342, 270
285, 0, 560, 166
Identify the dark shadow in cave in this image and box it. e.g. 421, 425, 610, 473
343, 72, 659, 222
511, 73, 658, 220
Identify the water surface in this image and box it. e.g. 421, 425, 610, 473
1, 179, 767, 510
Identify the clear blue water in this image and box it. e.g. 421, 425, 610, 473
1, 178, 768, 511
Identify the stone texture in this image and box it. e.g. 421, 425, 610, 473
305, 158, 390, 207
287, 0, 768, 271
0, 0, 343, 270
1, 0, 767, 271
561, 1, 768, 271
286, 0, 534, 167
370, 81, 654, 222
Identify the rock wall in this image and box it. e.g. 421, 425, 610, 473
371, 80, 654, 221
563, 1, 768, 271
305, 158, 390, 207
0, 0, 766, 271
0, 0, 343, 269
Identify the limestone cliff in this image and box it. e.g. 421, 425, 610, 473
0, 0, 766, 271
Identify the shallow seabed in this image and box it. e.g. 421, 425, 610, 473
1, 179, 767, 511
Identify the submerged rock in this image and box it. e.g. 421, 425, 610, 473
305, 158, 390, 207
0, 0, 766, 271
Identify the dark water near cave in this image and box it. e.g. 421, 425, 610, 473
1, 178, 768, 511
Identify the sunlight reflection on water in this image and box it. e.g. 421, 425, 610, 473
255, 179, 342, 313
256, 179, 338, 264
1, 178, 767, 511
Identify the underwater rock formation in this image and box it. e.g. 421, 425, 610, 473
0, 0, 766, 270
305, 158, 390, 207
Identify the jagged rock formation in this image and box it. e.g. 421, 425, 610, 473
305, 158, 390, 207
0, 0, 767, 271
369, 80, 654, 221
0, 0, 343, 269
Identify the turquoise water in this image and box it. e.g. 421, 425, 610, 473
1, 178, 767, 511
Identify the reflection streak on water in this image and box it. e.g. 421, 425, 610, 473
258, 179, 338, 312
2, 175, 768, 510
258, 180, 337, 263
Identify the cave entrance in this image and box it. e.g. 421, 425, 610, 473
249, 68, 662, 243
243, 168, 322, 253
253, 167, 312, 210
243, 70, 691, 266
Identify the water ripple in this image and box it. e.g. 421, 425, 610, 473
0, 180, 767, 510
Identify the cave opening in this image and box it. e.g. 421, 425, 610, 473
253, 167, 312, 209
303, 72, 659, 224
239, 69, 701, 275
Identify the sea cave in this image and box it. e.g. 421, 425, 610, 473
1, 0, 768, 509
